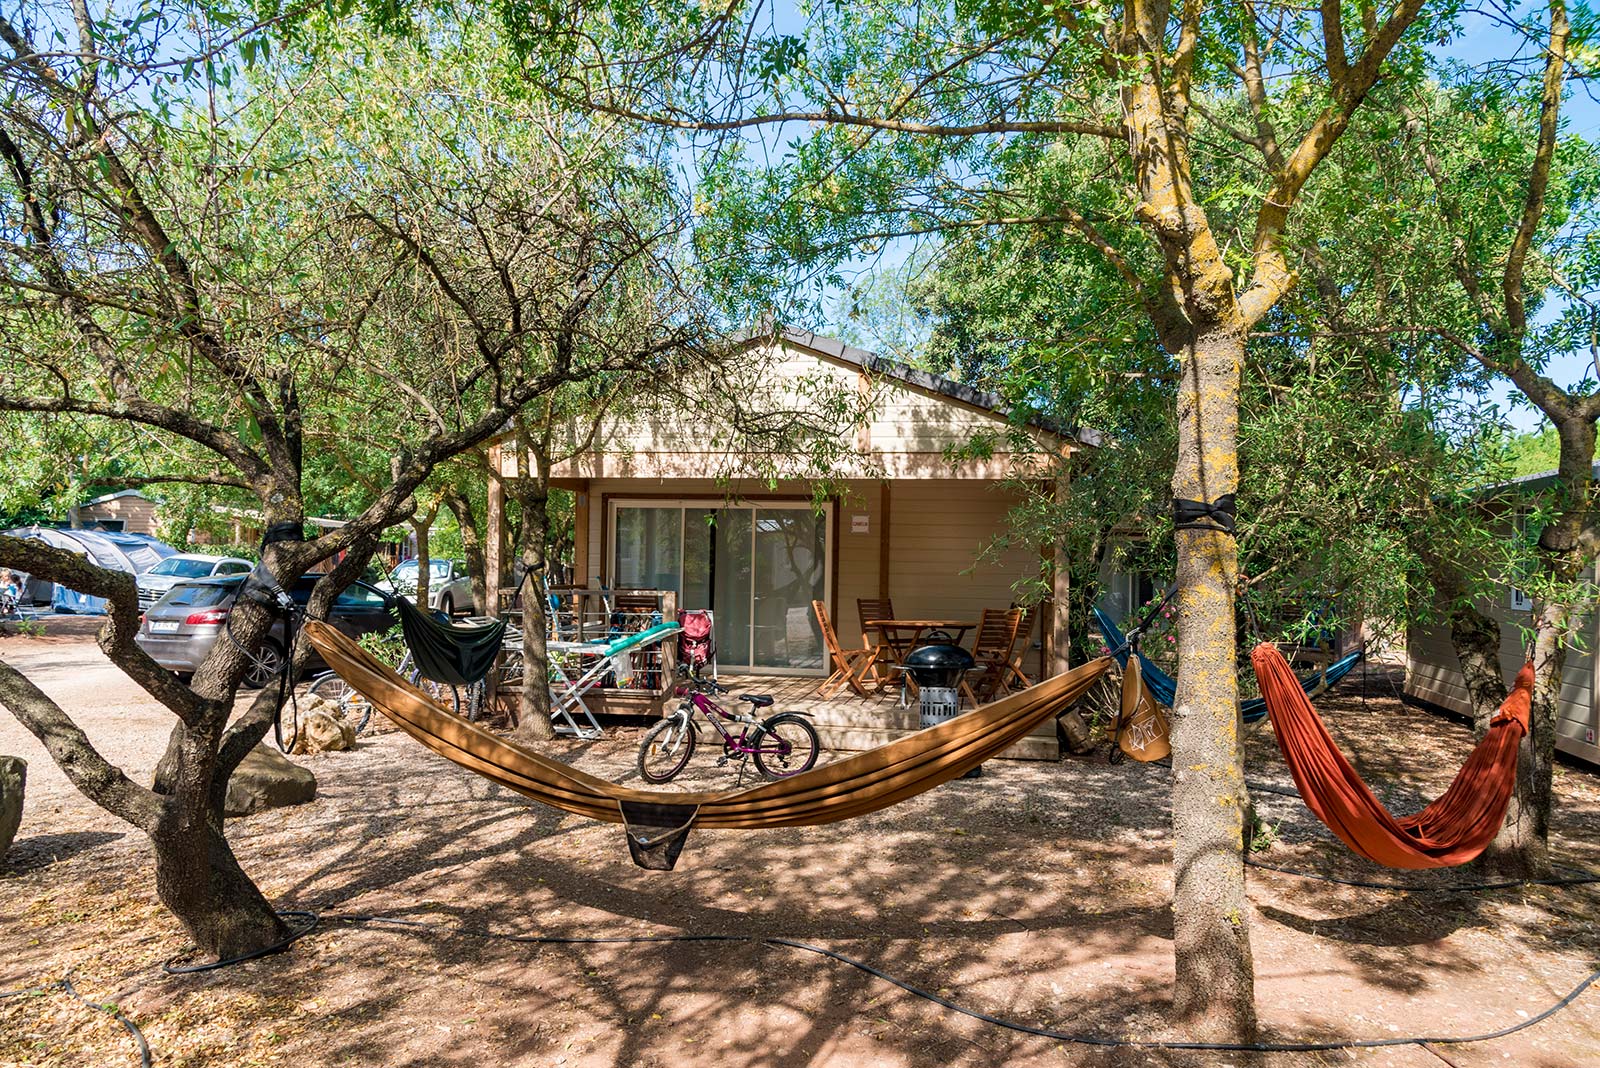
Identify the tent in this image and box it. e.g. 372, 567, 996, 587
2, 526, 177, 613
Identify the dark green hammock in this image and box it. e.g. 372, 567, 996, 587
390, 594, 506, 687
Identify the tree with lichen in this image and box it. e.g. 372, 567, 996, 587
468, 0, 1435, 1037
1282, 0, 1599, 876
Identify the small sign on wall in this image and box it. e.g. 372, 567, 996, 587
1510, 587, 1534, 612
851, 513, 869, 534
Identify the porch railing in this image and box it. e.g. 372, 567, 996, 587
495, 586, 680, 707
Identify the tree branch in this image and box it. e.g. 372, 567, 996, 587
0, 535, 207, 724
0, 657, 161, 831
1236, 0, 1427, 327
1505, 0, 1569, 337
546, 88, 1120, 141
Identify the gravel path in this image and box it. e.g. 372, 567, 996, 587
2, 633, 1599, 1067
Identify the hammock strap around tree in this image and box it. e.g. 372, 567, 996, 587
1251, 641, 1531, 870
1172, 493, 1237, 535
301, 620, 1113, 869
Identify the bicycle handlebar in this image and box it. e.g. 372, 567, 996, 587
682, 674, 729, 696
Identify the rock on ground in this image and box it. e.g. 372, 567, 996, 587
0, 756, 22, 856
288, 699, 356, 756
153, 743, 316, 817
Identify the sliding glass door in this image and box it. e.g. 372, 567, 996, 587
611, 500, 830, 673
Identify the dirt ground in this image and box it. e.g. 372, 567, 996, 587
2, 630, 1598, 1068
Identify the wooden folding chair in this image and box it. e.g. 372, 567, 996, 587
966, 608, 1026, 703
1004, 606, 1036, 691
814, 599, 880, 698
856, 597, 896, 686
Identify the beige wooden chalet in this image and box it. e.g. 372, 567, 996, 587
70, 489, 159, 534
482, 329, 1097, 753
1405, 466, 1600, 768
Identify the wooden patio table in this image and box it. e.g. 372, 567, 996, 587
865, 619, 977, 665
865, 618, 977, 704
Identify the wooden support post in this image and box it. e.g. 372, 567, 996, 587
574, 488, 591, 587
878, 480, 891, 600
484, 443, 508, 711
485, 442, 506, 617
1051, 451, 1072, 675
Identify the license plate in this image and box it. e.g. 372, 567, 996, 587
148, 621, 180, 634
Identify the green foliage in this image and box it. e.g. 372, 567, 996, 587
356, 622, 407, 666
1502, 426, 1562, 478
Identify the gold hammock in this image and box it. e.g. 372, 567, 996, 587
302, 620, 1111, 868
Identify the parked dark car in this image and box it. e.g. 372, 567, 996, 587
135, 573, 393, 688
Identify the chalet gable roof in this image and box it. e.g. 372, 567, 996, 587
769, 328, 1103, 448
76, 488, 152, 508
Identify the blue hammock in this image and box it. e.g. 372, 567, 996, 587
1092, 606, 1362, 723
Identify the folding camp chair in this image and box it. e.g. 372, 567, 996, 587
1004, 605, 1037, 691
967, 608, 1026, 703
814, 600, 879, 698
855, 597, 895, 687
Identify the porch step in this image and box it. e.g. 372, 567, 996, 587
814, 723, 1060, 762
799, 702, 926, 731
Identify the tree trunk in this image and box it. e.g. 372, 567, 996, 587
1168, 324, 1257, 1040
1444, 600, 1506, 739
411, 515, 432, 611
1480, 602, 1562, 876
152, 807, 289, 959
152, 714, 289, 958
442, 485, 489, 615
513, 488, 556, 742
1481, 414, 1593, 875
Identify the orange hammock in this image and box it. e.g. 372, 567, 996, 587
1251, 642, 1531, 869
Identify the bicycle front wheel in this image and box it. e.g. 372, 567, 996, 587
463, 681, 488, 723
638, 714, 697, 783
407, 667, 460, 715
498, 648, 525, 687
307, 671, 376, 733
752, 713, 820, 779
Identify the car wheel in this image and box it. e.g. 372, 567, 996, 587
439, 594, 453, 617
241, 638, 286, 689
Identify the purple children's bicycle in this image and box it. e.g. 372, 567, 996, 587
636, 674, 821, 784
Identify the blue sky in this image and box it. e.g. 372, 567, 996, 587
780, 6, 1598, 436
1447, 8, 1598, 431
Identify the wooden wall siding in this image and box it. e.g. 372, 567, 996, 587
580, 477, 879, 594
579, 477, 1043, 679
78, 495, 159, 535
544, 338, 1062, 482
885, 480, 1044, 679
1406, 587, 1600, 765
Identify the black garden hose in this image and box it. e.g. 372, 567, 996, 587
149, 904, 1599, 1056
0, 972, 151, 1068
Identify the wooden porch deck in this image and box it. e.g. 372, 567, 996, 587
504, 672, 1062, 761
670, 674, 1061, 761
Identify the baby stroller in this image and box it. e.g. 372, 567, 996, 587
678, 609, 716, 679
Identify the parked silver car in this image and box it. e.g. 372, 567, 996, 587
135, 574, 393, 688
137, 553, 253, 609
379, 558, 472, 616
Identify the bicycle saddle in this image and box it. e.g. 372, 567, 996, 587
737, 693, 774, 708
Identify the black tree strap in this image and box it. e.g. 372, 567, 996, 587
1172, 493, 1237, 536
262, 521, 306, 546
